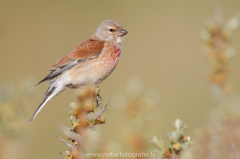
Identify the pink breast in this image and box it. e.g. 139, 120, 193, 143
69, 42, 122, 84
99, 42, 122, 67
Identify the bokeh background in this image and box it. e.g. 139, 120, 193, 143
1, 0, 240, 158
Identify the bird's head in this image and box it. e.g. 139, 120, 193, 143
94, 19, 128, 45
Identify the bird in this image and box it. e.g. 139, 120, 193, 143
28, 19, 128, 123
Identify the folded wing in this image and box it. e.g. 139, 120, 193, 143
36, 36, 105, 86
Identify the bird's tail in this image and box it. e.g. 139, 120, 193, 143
28, 84, 65, 123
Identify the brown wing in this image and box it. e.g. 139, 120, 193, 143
51, 36, 105, 71
36, 36, 105, 86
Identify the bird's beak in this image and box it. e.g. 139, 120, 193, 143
118, 29, 128, 36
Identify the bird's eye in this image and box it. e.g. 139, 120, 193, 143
109, 29, 114, 32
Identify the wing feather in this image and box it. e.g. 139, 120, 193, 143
36, 36, 105, 86
51, 36, 105, 71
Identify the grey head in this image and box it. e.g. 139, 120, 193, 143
94, 19, 128, 45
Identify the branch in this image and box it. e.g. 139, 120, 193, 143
54, 135, 74, 149
60, 152, 64, 159
96, 97, 111, 119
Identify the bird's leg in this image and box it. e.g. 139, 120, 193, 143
94, 85, 102, 107
96, 85, 102, 101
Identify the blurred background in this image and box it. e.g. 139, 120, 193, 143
1, 0, 240, 158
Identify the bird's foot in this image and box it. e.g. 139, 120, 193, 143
94, 85, 102, 107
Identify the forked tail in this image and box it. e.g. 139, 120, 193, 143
28, 85, 65, 123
